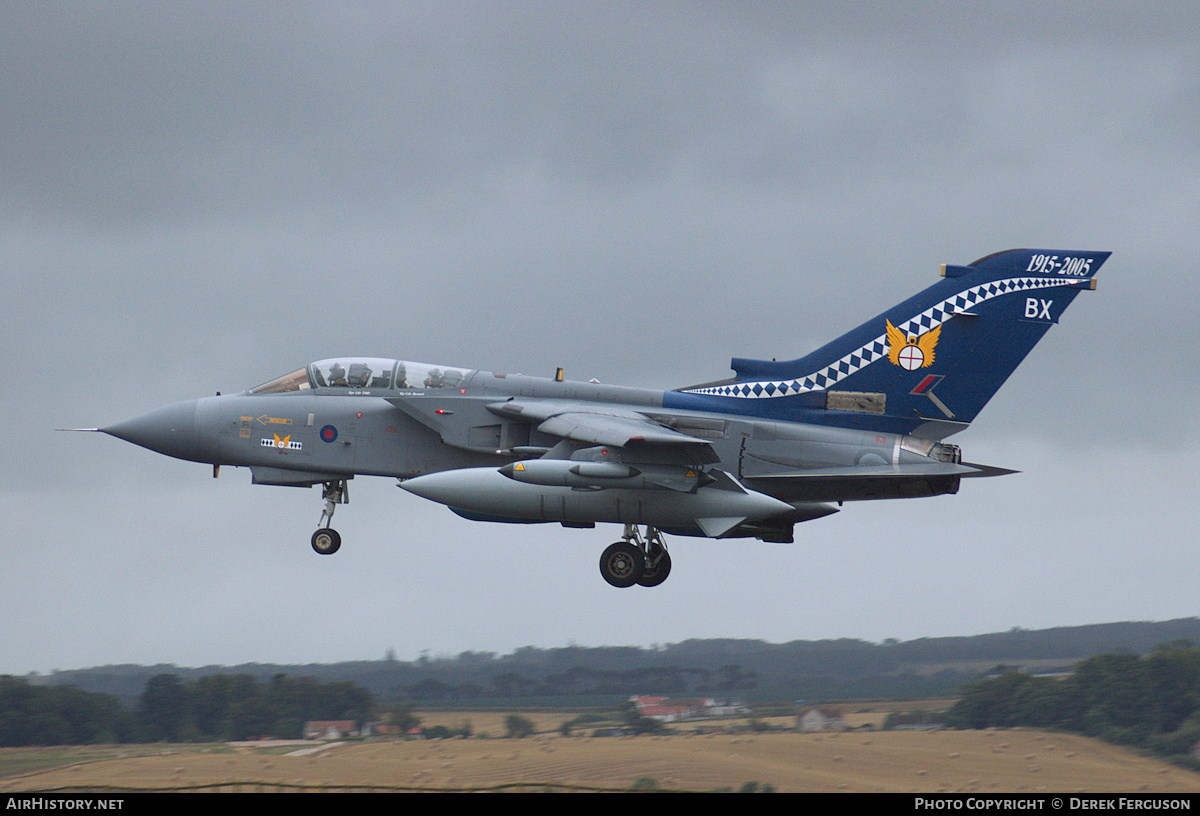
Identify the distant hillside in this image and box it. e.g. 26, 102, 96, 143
31, 618, 1200, 706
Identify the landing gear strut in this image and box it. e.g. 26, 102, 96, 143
311, 479, 348, 555
598, 524, 672, 588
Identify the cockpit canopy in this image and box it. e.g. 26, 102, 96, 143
249, 358, 475, 395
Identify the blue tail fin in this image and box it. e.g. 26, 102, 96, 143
674, 249, 1110, 437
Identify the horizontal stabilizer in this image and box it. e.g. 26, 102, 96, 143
959, 462, 1019, 478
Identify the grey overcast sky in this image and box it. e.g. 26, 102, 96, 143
3, 1, 1198, 674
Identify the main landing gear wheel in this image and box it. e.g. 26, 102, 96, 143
311, 527, 342, 555
637, 548, 672, 588
599, 525, 672, 588
599, 542, 644, 588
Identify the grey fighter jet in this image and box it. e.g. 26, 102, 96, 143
81, 248, 1109, 588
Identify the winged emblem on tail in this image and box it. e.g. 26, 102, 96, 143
886, 319, 941, 371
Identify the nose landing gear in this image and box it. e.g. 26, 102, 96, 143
598, 524, 672, 588
311, 479, 348, 555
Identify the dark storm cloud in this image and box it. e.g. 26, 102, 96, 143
5, 2, 1186, 225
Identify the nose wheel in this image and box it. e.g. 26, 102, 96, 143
311, 527, 342, 555
599, 525, 672, 588
311, 480, 348, 555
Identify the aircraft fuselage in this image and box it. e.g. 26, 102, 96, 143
105, 363, 963, 542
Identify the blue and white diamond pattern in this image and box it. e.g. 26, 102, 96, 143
685, 276, 1085, 399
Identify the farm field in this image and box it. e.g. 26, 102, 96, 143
3, 727, 1198, 793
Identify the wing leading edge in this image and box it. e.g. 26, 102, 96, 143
487, 399, 710, 449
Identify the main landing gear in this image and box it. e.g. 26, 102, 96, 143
311, 479, 348, 555
599, 524, 672, 588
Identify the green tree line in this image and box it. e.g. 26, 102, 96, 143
40, 619, 1200, 707
0, 672, 376, 746
947, 643, 1200, 759
0, 675, 133, 745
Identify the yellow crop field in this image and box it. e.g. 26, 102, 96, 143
3, 728, 1198, 793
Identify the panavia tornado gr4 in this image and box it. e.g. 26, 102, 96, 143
83, 248, 1109, 588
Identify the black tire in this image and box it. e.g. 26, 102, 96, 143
311, 527, 342, 555
636, 550, 672, 587
599, 542, 644, 588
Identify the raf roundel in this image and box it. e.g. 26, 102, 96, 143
897, 344, 924, 370
320, 425, 338, 443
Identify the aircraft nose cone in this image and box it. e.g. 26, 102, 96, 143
103, 400, 202, 462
